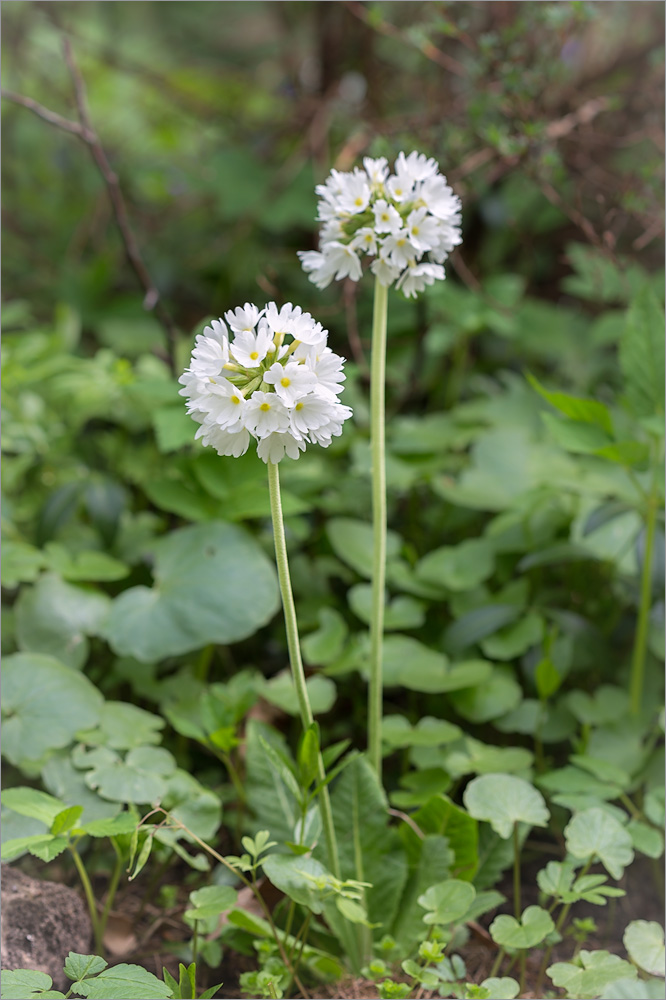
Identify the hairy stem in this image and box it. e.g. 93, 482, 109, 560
368, 276, 389, 777
70, 846, 102, 955
267, 461, 341, 880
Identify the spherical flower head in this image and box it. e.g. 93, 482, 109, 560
180, 302, 353, 463
298, 150, 462, 298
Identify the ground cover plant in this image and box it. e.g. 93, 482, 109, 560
1, 3, 664, 999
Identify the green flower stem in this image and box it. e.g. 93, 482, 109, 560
70, 845, 102, 954
512, 823, 521, 919
368, 276, 389, 777
267, 461, 341, 880
630, 492, 658, 715
97, 838, 124, 948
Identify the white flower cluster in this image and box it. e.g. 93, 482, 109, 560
179, 303, 352, 464
298, 151, 462, 298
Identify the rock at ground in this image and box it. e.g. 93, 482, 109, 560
1, 865, 92, 991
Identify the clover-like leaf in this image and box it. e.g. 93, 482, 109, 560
82, 746, 177, 803
564, 807, 634, 879
490, 906, 554, 949
463, 774, 549, 839
624, 921, 665, 977
417, 878, 476, 925
548, 949, 636, 999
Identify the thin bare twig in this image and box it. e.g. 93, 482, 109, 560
3, 39, 179, 373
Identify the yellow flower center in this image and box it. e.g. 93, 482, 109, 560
260, 402, 271, 412
281, 377, 291, 388
397, 238, 406, 247
412, 226, 419, 236
354, 197, 363, 207
231, 395, 241, 405
250, 351, 259, 360
295, 402, 304, 411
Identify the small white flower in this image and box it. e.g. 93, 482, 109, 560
244, 390, 291, 437
223, 303, 263, 334
188, 329, 229, 377
396, 261, 445, 298
300, 150, 461, 297
257, 432, 306, 464
205, 378, 247, 429
231, 325, 274, 368
289, 391, 339, 439
195, 422, 251, 458
264, 361, 317, 406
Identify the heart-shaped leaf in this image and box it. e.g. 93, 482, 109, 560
548, 950, 636, 999
564, 808, 634, 879
624, 921, 665, 977
464, 774, 549, 839
417, 878, 476, 925
491, 905, 554, 948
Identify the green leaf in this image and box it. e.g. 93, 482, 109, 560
479, 978, 520, 999
302, 608, 348, 665
244, 722, 299, 846
450, 671, 522, 723
63, 955, 108, 982
184, 885, 237, 922
15, 574, 110, 669
415, 539, 495, 592
262, 671, 336, 716
103, 522, 279, 661
1, 541, 47, 588
623, 921, 665, 977
464, 774, 549, 839
382, 716, 461, 750
348, 584, 425, 630
262, 853, 331, 914
1, 787, 67, 827
77, 701, 165, 751
152, 405, 197, 453
178, 964, 196, 1000
627, 819, 664, 859
1, 969, 63, 1000
298, 724, 320, 789
80, 814, 138, 838
535, 657, 562, 699
566, 686, 630, 726
326, 518, 402, 579
548, 950, 637, 999
542, 413, 613, 454
564, 808, 634, 879
51, 805, 84, 835
1, 833, 63, 862
2, 653, 103, 766
490, 906, 555, 949
44, 544, 130, 583
83, 746, 177, 804
444, 605, 523, 655
391, 835, 454, 953
408, 794, 478, 881
481, 613, 543, 661
620, 288, 665, 417
71, 963, 174, 998
417, 879, 476, 925
528, 373, 613, 433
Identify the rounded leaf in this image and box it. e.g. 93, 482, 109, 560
624, 921, 665, 977
490, 906, 555, 949
564, 807, 634, 879
464, 774, 549, 839
417, 878, 476, 925
103, 522, 279, 661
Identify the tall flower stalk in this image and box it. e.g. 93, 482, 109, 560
300, 151, 462, 777
180, 302, 352, 876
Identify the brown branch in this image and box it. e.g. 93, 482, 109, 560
3, 40, 179, 374
343, 0, 466, 77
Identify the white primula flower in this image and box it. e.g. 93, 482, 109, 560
263, 361, 317, 406
300, 150, 461, 297
230, 325, 274, 368
181, 302, 353, 463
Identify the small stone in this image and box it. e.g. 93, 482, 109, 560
1, 865, 92, 992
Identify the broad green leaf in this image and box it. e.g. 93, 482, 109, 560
63, 954, 108, 982
262, 671, 336, 716
481, 613, 543, 660
262, 853, 331, 914
600, 980, 666, 1000
81, 814, 138, 838
417, 878, 476, 925
416, 539, 495, 592
298, 724, 320, 789
382, 716, 461, 750
184, 884, 237, 921
527, 372, 613, 431
348, 584, 425, 630
44, 544, 129, 583
41, 752, 119, 826
627, 819, 664, 859
479, 978, 519, 1000
444, 605, 522, 655
76, 702, 165, 751
1, 541, 46, 588
620, 288, 665, 418
391, 834, 454, 953
548, 950, 637, 999
152, 405, 197, 453
103, 522, 279, 661
464, 774, 549, 839
302, 608, 348, 665
15, 573, 110, 669
623, 921, 665, 977
1, 833, 69, 862
491, 906, 554, 949
408, 794, 478, 882
474, 825, 516, 891
450, 671, 522, 723
1, 787, 67, 827
564, 808, 634, 879
158, 768, 222, 843
443, 738, 533, 780
566, 686, 630, 726
381, 637, 491, 693
325, 518, 401, 579
245, 721, 299, 846
0, 969, 64, 1000
71, 963, 173, 998
83, 746, 177, 803
2, 653, 103, 766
